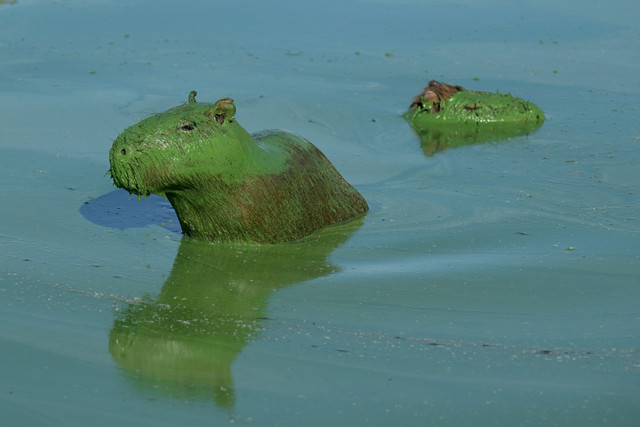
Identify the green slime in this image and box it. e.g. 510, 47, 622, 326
404, 82, 545, 156
109, 92, 368, 243
109, 219, 361, 407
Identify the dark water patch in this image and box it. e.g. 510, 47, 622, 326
80, 189, 181, 233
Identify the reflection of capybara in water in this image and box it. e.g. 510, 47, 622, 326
109, 92, 368, 244
109, 219, 363, 407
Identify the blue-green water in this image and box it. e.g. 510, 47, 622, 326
1, 0, 639, 425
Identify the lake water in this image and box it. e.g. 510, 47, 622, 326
1, 0, 639, 425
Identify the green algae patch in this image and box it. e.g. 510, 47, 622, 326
404, 81, 545, 155
109, 92, 368, 244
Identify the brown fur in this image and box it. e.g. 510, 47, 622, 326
410, 81, 465, 112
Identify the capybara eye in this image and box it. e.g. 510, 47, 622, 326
178, 121, 195, 131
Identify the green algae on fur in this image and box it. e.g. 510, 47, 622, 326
109, 91, 368, 244
404, 81, 545, 155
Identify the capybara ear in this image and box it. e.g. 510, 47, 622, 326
209, 98, 236, 124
